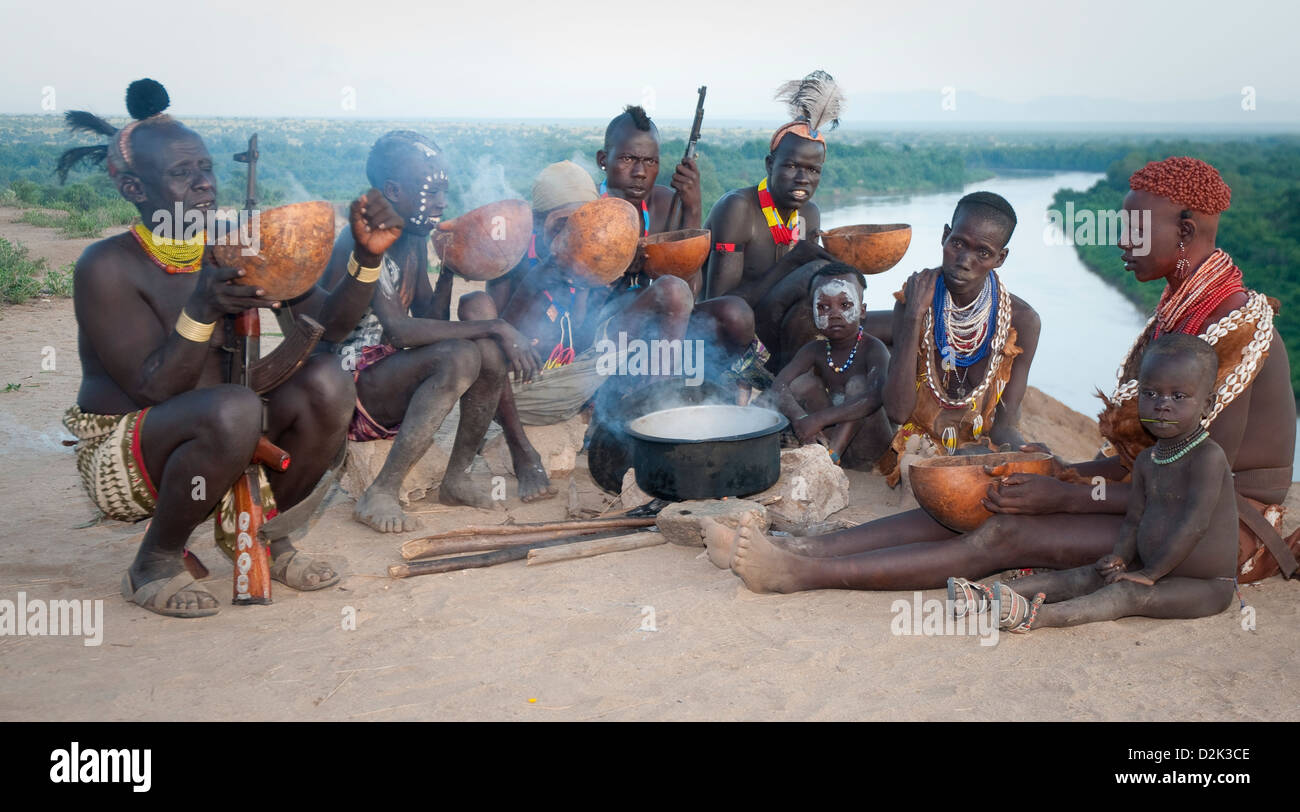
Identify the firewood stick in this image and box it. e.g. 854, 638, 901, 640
401, 528, 604, 560
399, 516, 656, 559
389, 529, 639, 578
525, 532, 664, 566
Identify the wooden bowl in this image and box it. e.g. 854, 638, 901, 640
642, 228, 710, 279
908, 451, 1054, 532
211, 201, 335, 301
551, 197, 640, 286
821, 223, 912, 275
432, 199, 532, 281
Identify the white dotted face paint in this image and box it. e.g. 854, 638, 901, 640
812, 277, 862, 330
410, 170, 448, 228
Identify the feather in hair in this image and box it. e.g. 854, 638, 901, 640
56, 145, 109, 183
773, 70, 846, 135
64, 110, 118, 139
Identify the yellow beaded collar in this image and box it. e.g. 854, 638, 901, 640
130, 224, 204, 274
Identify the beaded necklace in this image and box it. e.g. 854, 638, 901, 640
933, 272, 997, 366
1152, 428, 1209, 464
921, 271, 1011, 409
826, 326, 864, 373
1153, 249, 1244, 338
756, 178, 800, 245
130, 224, 203, 274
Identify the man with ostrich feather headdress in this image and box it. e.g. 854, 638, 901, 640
704, 71, 847, 373
56, 79, 405, 617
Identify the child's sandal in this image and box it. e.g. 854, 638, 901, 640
947, 577, 994, 619
990, 581, 1046, 633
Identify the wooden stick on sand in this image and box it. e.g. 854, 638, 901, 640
399, 516, 657, 560
525, 532, 664, 566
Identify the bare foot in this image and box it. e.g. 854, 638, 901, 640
354, 488, 422, 533
699, 517, 740, 570
513, 449, 557, 503
731, 523, 820, 594
439, 474, 497, 509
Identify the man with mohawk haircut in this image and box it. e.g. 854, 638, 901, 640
593, 105, 769, 400
57, 80, 405, 616
703, 70, 848, 372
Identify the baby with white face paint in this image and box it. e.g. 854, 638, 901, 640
761, 264, 893, 469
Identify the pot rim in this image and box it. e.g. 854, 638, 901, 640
624, 406, 789, 445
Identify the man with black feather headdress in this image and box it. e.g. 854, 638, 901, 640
57, 79, 405, 618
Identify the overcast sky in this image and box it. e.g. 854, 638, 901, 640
2, 0, 1296, 122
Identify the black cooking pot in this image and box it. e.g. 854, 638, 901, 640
624, 405, 787, 501
587, 378, 731, 494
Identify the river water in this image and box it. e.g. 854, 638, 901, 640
823, 171, 1300, 478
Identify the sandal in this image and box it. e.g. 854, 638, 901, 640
947, 577, 995, 618
121, 570, 220, 618
270, 550, 341, 591
989, 580, 1045, 633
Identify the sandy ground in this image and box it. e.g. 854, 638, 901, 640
2, 212, 1298, 721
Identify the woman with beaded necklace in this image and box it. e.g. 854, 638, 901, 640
701, 159, 1298, 595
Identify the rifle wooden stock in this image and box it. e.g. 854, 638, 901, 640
231, 465, 273, 605
253, 436, 290, 472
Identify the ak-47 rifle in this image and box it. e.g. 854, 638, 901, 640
664, 85, 707, 233
221, 134, 324, 605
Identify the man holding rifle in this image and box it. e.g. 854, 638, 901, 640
57, 80, 404, 617
592, 103, 768, 394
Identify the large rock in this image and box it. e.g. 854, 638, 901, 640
655, 499, 769, 547
341, 439, 451, 506
752, 445, 851, 528
482, 415, 588, 479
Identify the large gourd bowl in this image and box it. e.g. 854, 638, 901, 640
432, 199, 532, 281
909, 451, 1054, 532
211, 201, 335, 301
820, 223, 912, 275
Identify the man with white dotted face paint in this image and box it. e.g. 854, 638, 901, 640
763, 263, 893, 468
321, 131, 543, 533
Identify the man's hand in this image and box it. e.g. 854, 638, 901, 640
350, 189, 405, 264
1107, 569, 1155, 586
1095, 554, 1126, 577
982, 472, 1073, 515
792, 413, 825, 445
782, 238, 835, 269
671, 157, 702, 218
495, 322, 542, 383
901, 268, 941, 325
192, 248, 280, 321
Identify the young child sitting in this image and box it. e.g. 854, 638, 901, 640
763, 262, 893, 469
947, 333, 1239, 632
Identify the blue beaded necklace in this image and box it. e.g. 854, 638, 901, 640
826, 326, 864, 373
933, 272, 998, 367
